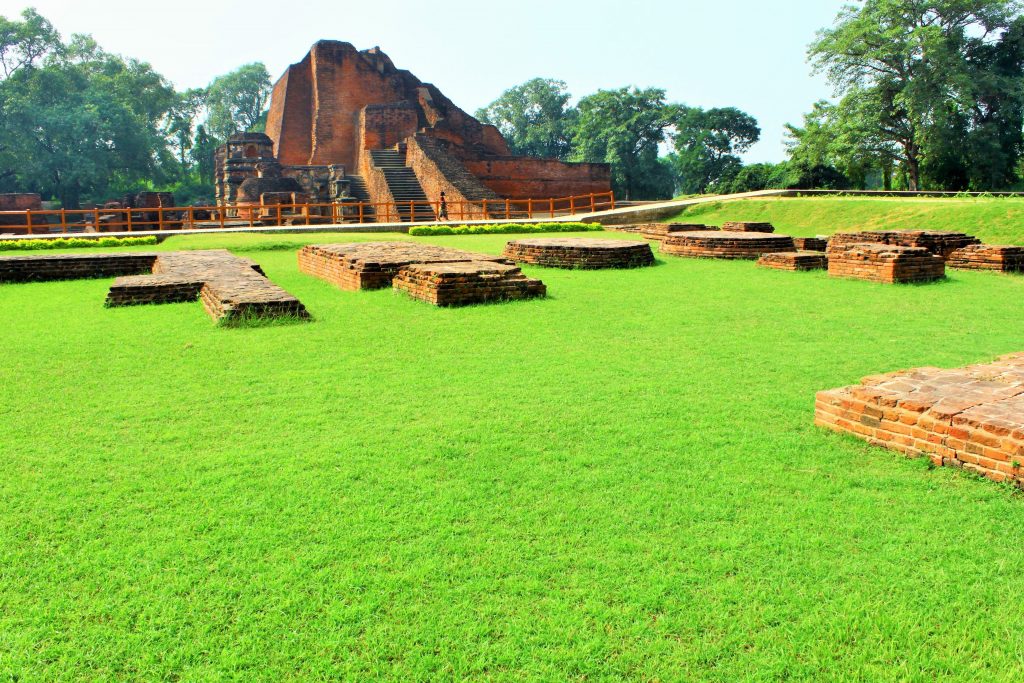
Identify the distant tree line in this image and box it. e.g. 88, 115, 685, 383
0, 8, 271, 208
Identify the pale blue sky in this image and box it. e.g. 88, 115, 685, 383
2, 0, 850, 161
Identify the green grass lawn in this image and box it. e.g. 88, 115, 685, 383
669, 195, 1024, 244
3, 229, 1024, 680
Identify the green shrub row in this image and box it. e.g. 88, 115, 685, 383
409, 222, 603, 236
0, 236, 159, 251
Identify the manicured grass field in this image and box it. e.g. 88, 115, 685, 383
670, 195, 1024, 244
3, 229, 1024, 680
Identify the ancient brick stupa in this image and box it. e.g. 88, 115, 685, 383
216, 41, 611, 222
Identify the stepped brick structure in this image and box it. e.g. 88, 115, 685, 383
793, 237, 828, 251
721, 221, 775, 233
0, 251, 308, 322
393, 261, 546, 306
815, 353, 1024, 488
757, 251, 828, 271
502, 238, 655, 269
615, 223, 717, 241
828, 230, 980, 259
218, 41, 610, 223
660, 231, 796, 260
298, 242, 511, 290
947, 244, 1024, 272
827, 243, 945, 283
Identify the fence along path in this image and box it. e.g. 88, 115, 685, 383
0, 192, 616, 236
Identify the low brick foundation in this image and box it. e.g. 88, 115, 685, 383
660, 231, 796, 260
827, 244, 945, 283
501, 238, 655, 269
393, 261, 546, 306
298, 242, 510, 290
610, 223, 717, 240
829, 230, 980, 259
815, 354, 1024, 487
721, 221, 775, 233
757, 251, 828, 271
0, 250, 307, 322
947, 244, 1024, 272
0, 253, 158, 282
793, 237, 829, 251
108, 250, 309, 322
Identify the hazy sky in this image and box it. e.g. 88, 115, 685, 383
1, 0, 849, 162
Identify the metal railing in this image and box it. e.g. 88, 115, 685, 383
0, 191, 616, 235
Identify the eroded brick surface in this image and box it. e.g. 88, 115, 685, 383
794, 237, 829, 251
829, 230, 979, 259
827, 243, 945, 283
816, 353, 1024, 487
502, 238, 655, 269
660, 231, 796, 260
947, 244, 1024, 272
393, 261, 546, 306
0, 250, 308, 322
721, 221, 775, 233
757, 251, 828, 271
298, 242, 510, 290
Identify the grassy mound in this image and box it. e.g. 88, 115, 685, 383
668, 196, 1024, 244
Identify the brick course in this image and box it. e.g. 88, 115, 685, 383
660, 231, 797, 260
947, 244, 1024, 272
757, 251, 828, 271
815, 353, 1024, 487
720, 221, 776, 233
393, 261, 546, 306
829, 230, 980, 259
502, 238, 655, 269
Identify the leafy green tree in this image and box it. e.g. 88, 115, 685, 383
670, 106, 760, 194
204, 62, 271, 141
476, 78, 577, 159
569, 86, 675, 200
809, 0, 1024, 190
0, 8, 61, 79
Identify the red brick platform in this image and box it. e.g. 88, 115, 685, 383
0, 250, 308, 322
827, 244, 945, 283
393, 261, 546, 306
757, 251, 828, 271
828, 230, 980, 259
108, 250, 308, 321
298, 242, 510, 290
502, 238, 655, 269
721, 221, 775, 233
660, 231, 796, 260
947, 244, 1024, 272
610, 223, 718, 240
793, 237, 829, 252
815, 353, 1024, 487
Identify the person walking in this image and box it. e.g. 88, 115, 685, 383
438, 191, 449, 221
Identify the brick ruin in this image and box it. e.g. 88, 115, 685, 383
756, 251, 828, 271
660, 231, 797, 260
0, 193, 42, 235
216, 41, 610, 223
298, 241, 544, 306
947, 244, 1024, 272
0, 251, 308, 322
816, 354, 1024, 488
827, 243, 946, 283
720, 221, 776, 233
610, 223, 718, 241
828, 230, 980, 259
793, 237, 829, 251
502, 238, 655, 269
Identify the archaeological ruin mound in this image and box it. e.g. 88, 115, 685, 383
756, 251, 828, 272
660, 231, 797, 260
827, 243, 945, 283
0, 250, 308, 322
501, 238, 655, 269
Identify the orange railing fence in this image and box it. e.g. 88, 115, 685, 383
0, 191, 616, 236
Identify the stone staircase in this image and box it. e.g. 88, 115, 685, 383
369, 149, 437, 222
341, 174, 375, 222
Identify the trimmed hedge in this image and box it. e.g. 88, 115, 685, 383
409, 222, 603, 237
0, 236, 159, 251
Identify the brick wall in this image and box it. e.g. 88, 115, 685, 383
462, 158, 612, 199
407, 135, 498, 218
359, 105, 419, 152
266, 59, 313, 165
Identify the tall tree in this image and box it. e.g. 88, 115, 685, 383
809, 0, 1024, 190
475, 78, 576, 159
670, 106, 760, 194
204, 62, 271, 141
569, 87, 675, 200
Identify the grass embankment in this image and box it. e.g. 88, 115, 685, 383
669, 195, 1024, 244
3, 230, 1024, 679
